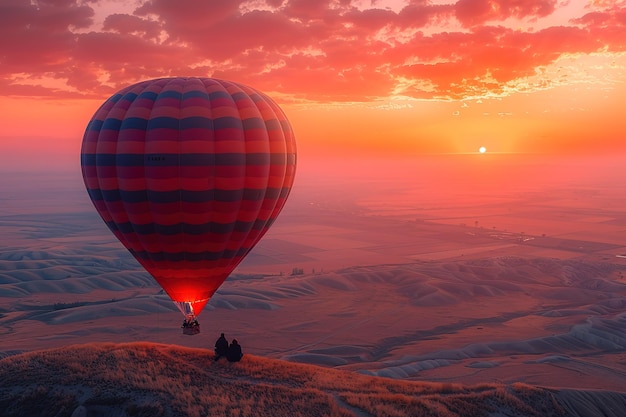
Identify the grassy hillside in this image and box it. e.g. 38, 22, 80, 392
1, 343, 625, 417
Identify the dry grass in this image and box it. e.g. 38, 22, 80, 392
0, 342, 623, 417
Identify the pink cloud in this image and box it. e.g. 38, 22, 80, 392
397, 2, 452, 28
102, 14, 162, 41
390, 23, 606, 98
573, 8, 626, 50
0, 0, 90, 72
1, 0, 625, 101
455, 0, 557, 27
135, 0, 242, 34
0, 0, 93, 32
342, 7, 398, 31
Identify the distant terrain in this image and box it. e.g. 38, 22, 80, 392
2, 342, 626, 417
2, 250, 626, 392
2, 155, 626, 412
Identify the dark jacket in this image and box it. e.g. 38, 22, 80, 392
227, 340, 243, 362
215, 335, 229, 357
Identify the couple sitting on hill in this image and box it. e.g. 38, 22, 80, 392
214, 333, 243, 362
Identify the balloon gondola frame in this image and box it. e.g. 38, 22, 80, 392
181, 315, 200, 335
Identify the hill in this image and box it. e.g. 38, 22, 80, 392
3, 254, 626, 391
1, 343, 625, 417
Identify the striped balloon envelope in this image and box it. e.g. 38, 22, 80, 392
80, 77, 297, 326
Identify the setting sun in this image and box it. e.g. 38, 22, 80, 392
479, 146, 487, 154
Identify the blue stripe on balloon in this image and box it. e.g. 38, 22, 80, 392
182, 90, 209, 99
138, 91, 158, 101
265, 119, 281, 130
129, 247, 250, 262
109, 93, 123, 103
208, 90, 233, 100
147, 117, 180, 130
279, 187, 291, 198
180, 116, 213, 130
102, 118, 123, 130
242, 118, 266, 130
122, 92, 139, 102
87, 187, 283, 203
83, 153, 281, 166
231, 92, 248, 101
121, 117, 149, 130
157, 90, 183, 100
86, 119, 104, 131
88, 116, 271, 133
213, 117, 243, 130
104, 116, 243, 130
107, 219, 265, 235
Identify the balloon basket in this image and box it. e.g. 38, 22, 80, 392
181, 315, 200, 335
182, 325, 200, 336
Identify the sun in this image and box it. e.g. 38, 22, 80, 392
478, 146, 487, 154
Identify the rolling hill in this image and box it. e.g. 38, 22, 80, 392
1, 342, 626, 417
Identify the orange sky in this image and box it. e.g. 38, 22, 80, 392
1, 0, 625, 171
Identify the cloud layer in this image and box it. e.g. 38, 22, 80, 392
1, 0, 625, 102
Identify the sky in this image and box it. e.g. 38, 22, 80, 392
1, 0, 626, 173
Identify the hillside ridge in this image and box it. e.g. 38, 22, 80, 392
1, 342, 626, 417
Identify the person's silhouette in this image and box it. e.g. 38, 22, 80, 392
214, 333, 229, 361
227, 339, 243, 362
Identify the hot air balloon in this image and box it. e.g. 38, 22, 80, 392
80, 77, 297, 334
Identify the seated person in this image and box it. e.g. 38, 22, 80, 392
227, 339, 243, 362
214, 333, 229, 361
